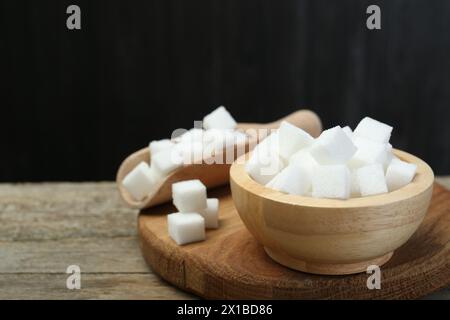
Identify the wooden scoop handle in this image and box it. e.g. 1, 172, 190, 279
237, 109, 322, 137
117, 109, 322, 209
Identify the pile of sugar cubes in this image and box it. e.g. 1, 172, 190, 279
122, 106, 245, 201
168, 179, 219, 245
246, 117, 417, 199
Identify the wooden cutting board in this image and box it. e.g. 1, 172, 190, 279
138, 183, 450, 299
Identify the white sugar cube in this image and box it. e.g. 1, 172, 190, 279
350, 170, 360, 197
312, 165, 351, 199
177, 128, 204, 144
246, 152, 285, 185
246, 135, 285, 185
310, 126, 356, 165
348, 137, 390, 169
245, 132, 285, 184
342, 126, 353, 139
151, 147, 183, 176
175, 141, 204, 164
203, 129, 242, 151
254, 131, 280, 155
122, 162, 155, 201
233, 130, 248, 146
278, 121, 314, 160
201, 198, 219, 229
354, 117, 393, 144
172, 179, 207, 212
266, 163, 311, 196
289, 148, 317, 174
356, 163, 388, 196
149, 139, 175, 156
167, 213, 205, 245
385, 159, 417, 191
203, 106, 237, 130
383, 143, 394, 171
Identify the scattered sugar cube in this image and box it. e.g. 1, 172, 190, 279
151, 147, 183, 176
149, 139, 175, 156
348, 137, 391, 169
203, 106, 237, 130
385, 159, 417, 191
265, 163, 311, 196
312, 165, 351, 199
278, 121, 314, 160
354, 117, 393, 144
122, 162, 155, 201
201, 198, 219, 229
356, 163, 388, 196
172, 179, 207, 212
342, 126, 353, 139
167, 213, 205, 245
310, 126, 357, 165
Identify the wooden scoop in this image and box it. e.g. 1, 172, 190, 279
116, 109, 322, 209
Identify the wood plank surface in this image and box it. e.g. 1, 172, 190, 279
0, 179, 449, 299
138, 182, 449, 299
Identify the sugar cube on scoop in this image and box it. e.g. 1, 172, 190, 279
172, 179, 207, 212
151, 147, 183, 176
149, 139, 175, 156
385, 159, 417, 191
167, 213, 205, 245
122, 162, 155, 201
203, 106, 237, 130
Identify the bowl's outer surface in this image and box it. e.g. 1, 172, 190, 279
230, 149, 434, 272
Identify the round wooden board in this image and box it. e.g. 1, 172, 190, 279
138, 183, 450, 299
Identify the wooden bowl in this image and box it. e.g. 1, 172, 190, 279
230, 149, 434, 275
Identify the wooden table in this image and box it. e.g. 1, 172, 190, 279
1, 178, 449, 300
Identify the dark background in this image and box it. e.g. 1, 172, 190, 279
1, 0, 449, 182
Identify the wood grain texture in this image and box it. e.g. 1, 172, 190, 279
0, 181, 448, 299
139, 182, 449, 299
0, 274, 194, 300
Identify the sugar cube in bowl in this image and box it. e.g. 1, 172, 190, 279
231, 148, 434, 275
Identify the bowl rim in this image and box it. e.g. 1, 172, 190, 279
230, 149, 434, 209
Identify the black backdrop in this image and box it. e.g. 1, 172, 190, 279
1, 0, 449, 182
